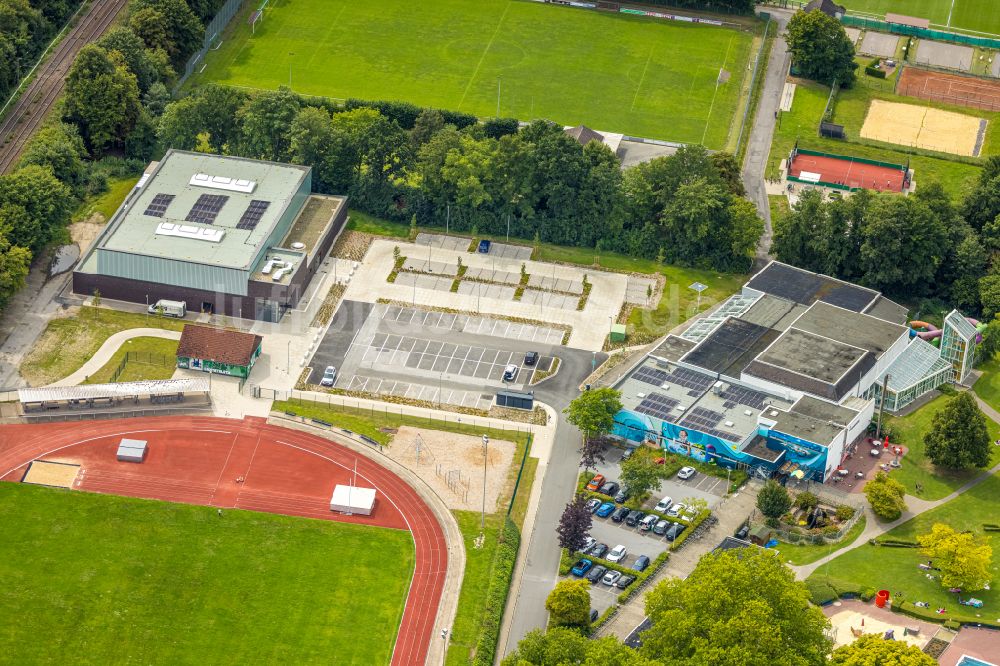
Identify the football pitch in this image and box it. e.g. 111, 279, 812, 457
0, 484, 414, 664
196, 0, 756, 148
839, 0, 1000, 35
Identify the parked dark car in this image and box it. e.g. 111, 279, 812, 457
611, 506, 630, 523
586, 565, 608, 583
584, 498, 601, 513
589, 543, 609, 559
478, 239, 491, 253
600, 481, 620, 498
571, 559, 593, 577
589, 608, 599, 623
652, 519, 670, 536
632, 555, 651, 572
614, 487, 630, 503
525, 351, 539, 366
620, 448, 634, 462
615, 574, 637, 589
735, 524, 749, 540
665, 522, 687, 542
625, 510, 645, 527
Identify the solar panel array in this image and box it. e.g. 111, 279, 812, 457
185, 194, 229, 224
665, 368, 715, 393
681, 407, 743, 442
719, 385, 769, 410
144, 193, 175, 218
236, 199, 270, 230
635, 393, 680, 421
633, 366, 670, 386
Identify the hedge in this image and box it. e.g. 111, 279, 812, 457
472, 518, 520, 666
865, 58, 887, 79
891, 599, 1000, 629
559, 547, 670, 604
984, 523, 1000, 532
344, 98, 478, 130
806, 575, 864, 605
871, 537, 920, 548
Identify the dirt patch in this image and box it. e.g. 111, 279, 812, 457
333, 230, 374, 262
861, 99, 983, 156
69, 216, 103, 253
384, 425, 515, 511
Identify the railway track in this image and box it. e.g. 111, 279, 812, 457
0, 0, 130, 175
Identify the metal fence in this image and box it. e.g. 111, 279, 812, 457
735, 15, 773, 157
840, 15, 1000, 49
18, 405, 213, 424
109, 351, 174, 383
897, 79, 1000, 113
176, 0, 248, 90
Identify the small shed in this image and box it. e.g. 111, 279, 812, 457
117, 438, 148, 463
496, 389, 534, 410
804, 0, 845, 19
610, 323, 627, 343
330, 484, 376, 515
176, 325, 263, 379
747, 525, 772, 546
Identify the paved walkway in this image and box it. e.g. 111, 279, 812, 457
49, 328, 181, 387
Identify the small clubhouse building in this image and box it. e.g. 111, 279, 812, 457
176, 325, 262, 379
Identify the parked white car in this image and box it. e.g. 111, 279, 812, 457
654, 496, 673, 512
607, 544, 628, 563
677, 466, 697, 480
667, 502, 688, 518
320, 366, 337, 386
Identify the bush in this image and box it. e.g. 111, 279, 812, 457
794, 491, 819, 511
873, 538, 920, 548
984, 523, 1000, 532
472, 518, 520, 666
944, 619, 961, 630
836, 505, 855, 521
343, 98, 478, 130
862, 588, 876, 602
806, 575, 863, 605
483, 117, 520, 139
865, 58, 887, 79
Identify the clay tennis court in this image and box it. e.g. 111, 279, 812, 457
898, 66, 1000, 114
861, 99, 984, 157
0, 415, 446, 666
788, 152, 907, 193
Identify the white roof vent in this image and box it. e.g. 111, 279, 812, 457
675, 405, 686, 412
636, 392, 646, 399
769, 409, 780, 417
155, 222, 225, 243
189, 173, 256, 193
744, 409, 753, 416
724, 421, 734, 428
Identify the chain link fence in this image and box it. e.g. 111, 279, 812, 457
176, 0, 248, 91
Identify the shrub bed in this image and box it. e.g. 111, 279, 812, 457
871, 537, 920, 548
806, 575, 863, 605
559, 548, 670, 604
472, 518, 520, 666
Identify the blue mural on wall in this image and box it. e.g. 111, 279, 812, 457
612, 408, 830, 477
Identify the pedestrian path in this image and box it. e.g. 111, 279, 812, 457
48, 328, 181, 387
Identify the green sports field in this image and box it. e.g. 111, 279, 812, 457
197, 0, 755, 147
0, 484, 413, 664
839, 0, 1000, 35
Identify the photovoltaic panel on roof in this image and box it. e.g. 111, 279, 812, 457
718, 385, 769, 410
633, 366, 669, 386
635, 393, 680, 421
144, 193, 175, 218
185, 194, 229, 225
236, 200, 270, 230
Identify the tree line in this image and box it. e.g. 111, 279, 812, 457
0, 0, 226, 311
0, 0, 82, 103
773, 160, 1000, 319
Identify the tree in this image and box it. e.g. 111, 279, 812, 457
545, 579, 592, 628
773, 188, 826, 273
579, 436, 606, 473
924, 392, 991, 469
620, 449, 663, 502
17, 123, 88, 195
129, 0, 204, 68
756, 480, 792, 527
786, 9, 857, 86
63, 44, 141, 153
864, 472, 907, 521
557, 493, 592, 554
830, 634, 936, 665
410, 108, 445, 146
980, 272, 1000, 321
0, 234, 31, 312
961, 156, 1000, 232
0, 165, 73, 252
918, 523, 993, 591
98, 26, 162, 92
563, 388, 623, 441
502, 627, 662, 666
237, 87, 301, 161
641, 548, 830, 666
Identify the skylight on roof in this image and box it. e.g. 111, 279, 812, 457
189, 173, 256, 193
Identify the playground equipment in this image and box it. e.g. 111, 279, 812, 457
875, 589, 890, 608
959, 597, 984, 608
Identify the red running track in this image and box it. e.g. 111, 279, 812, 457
0, 416, 445, 666
789, 153, 906, 193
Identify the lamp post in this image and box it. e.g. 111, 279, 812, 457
689, 281, 708, 313
481, 434, 489, 530
288, 52, 294, 87
286, 340, 291, 374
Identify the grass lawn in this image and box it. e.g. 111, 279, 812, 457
347, 209, 410, 238
771, 515, 867, 566
808, 473, 1000, 623
72, 176, 139, 223
768, 194, 789, 224
81, 336, 179, 384
0, 483, 413, 664
196, 0, 755, 147
973, 354, 1000, 414
445, 511, 504, 666
20, 308, 186, 386
770, 80, 983, 199
839, 0, 1000, 34
883, 392, 1000, 500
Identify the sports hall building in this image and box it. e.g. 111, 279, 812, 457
612, 261, 980, 482
74, 150, 347, 322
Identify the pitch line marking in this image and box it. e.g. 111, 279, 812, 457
457, 1, 512, 111
306, 4, 348, 68
701, 33, 736, 146
946, 0, 955, 27
630, 47, 654, 112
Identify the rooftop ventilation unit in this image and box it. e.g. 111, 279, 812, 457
769, 409, 780, 417
713, 380, 725, 394
636, 392, 646, 398
155, 222, 225, 243
189, 173, 256, 193
675, 405, 686, 412
724, 421, 734, 427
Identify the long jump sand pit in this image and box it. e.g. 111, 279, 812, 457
385, 426, 515, 512
861, 99, 986, 156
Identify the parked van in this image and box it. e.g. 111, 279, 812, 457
148, 299, 186, 317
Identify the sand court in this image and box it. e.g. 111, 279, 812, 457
827, 609, 928, 649
861, 99, 985, 156
21, 460, 80, 488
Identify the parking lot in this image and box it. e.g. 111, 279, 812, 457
380, 304, 565, 345
594, 447, 728, 511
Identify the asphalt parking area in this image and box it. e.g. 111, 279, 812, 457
414, 232, 469, 251
380, 304, 564, 344
344, 375, 493, 410
484, 242, 532, 260
358, 332, 539, 384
